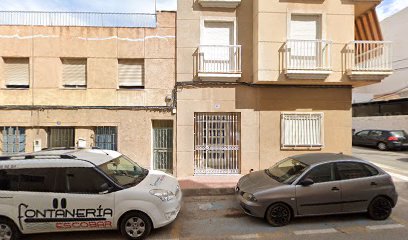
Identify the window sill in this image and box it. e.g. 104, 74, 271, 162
2, 87, 30, 90
60, 87, 87, 90
281, 146, 323, 151
117, 86, 145, 90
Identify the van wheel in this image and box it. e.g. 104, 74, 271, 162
377, 142, 388, 151
368, 196, 392, 220
0, 218, 21, 240
120, 212, 152, 240
265, 203, 292, 227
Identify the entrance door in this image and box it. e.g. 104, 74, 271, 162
201, 21, 235, 73
194, 113, 240, 175
48, 128, 75, 148
152, 121, 174, 174
289, 15, 322, 69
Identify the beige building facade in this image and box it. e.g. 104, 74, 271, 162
176, 0, 392, 177
0, 12, 177, 173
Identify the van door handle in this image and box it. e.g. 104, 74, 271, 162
331, 187, 340, 192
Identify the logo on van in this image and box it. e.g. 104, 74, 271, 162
17, 199, 113, 230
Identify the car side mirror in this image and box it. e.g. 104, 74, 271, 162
98, 183, 113, 194
299, 178, 314, 187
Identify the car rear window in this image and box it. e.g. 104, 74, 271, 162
390, 131, 408, 138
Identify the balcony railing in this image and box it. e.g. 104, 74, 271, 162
346, 41, 392, 72
198, 45, 242, 75
284, 39, 332, 71
0, 11, 156, 28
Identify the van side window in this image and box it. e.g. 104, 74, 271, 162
0, 168, 57, 192
65, 168, 109, 194
0, 169, 19, 191
19, 168, 57, 192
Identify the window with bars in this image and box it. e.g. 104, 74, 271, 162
62, 58, 87, 88
48, 128, 75, 148
2, 127, 26, 154
4, 58, 30, 88
95, 127, 117, 151
118, 59, 144, 88
281, 112, 324, 148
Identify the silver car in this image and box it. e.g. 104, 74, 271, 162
236, 153, 398, 226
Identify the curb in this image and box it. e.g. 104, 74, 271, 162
181, 187, 236, 197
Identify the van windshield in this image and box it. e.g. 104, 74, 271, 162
98, 155, 148, 188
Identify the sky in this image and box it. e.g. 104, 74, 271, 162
0, 0, 405, 21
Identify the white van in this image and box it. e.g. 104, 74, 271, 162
0, 149, 182, 240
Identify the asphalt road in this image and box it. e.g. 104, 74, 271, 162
26, 146, 408, 240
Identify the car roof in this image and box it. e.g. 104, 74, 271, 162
358, 129, 404, 132
0, 148, 121, 168
290, 153, 364, 166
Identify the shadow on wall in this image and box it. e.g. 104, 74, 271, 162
235, 85, 352, 111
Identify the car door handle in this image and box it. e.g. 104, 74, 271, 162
331, 187, 340, 192
370, 182, 378, 186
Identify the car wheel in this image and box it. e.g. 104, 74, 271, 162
377, 142, 388, 151
120, 212, 152, 240
265, 203, 292, 227
368, 196, 393, 220
0, 218, 21, 240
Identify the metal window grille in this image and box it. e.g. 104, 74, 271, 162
281, 113, 324, 148
95, 127, 117, 151
194, 113, 240, 175
153, 121, 173, 174
2, 127, 25, 154
48, 128, 75, 148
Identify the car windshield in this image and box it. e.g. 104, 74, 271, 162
266, 158, 309, 184
98, 155, 148, 188
390, 130, 407, 138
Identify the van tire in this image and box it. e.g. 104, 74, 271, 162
0, 218, 21, 240
120, 212, 152, 240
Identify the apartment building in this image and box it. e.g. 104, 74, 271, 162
0, 11, 176, 173
176, 0, 392, 177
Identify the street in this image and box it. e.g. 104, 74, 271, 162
26, 147, 408, 240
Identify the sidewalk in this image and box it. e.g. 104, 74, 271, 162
178, 175, 242, 196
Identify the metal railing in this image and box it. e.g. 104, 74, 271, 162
0, 11, 156, 28
198, 45, 242, 74
284, 39, 332, 71
346, 41, 392, 72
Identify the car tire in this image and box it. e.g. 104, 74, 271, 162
368, 196, 393, 220
377, 142, 388, 151
120, 212, 152, 240
0, 218, 21, 240
265, 203, 292, 227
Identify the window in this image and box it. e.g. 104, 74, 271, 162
4, 58, 29, 88
266, 158, 308, 184
304, 163, 334, 183
356, 130, 369, 137
281, 113, 323, 148
336, 162, 377, 180
0, 168, 57, 192
369, 130, 383, 137
118, 59, 144, 88
290, 14, 322, 40
95, 127, 117, 151
2, 127, 25, 154
18, 168, 57, 192
0, 169, 19, 191
65, 168, 109, 194
62, 58, 87, 88
48, 128, 75, 148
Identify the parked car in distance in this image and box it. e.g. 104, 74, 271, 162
353, 129, 408, 151
0, 149, 182, 240
236, 153, 398, 227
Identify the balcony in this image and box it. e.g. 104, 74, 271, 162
197, 45, 242, 80
345, 41, 393, 80
198, 0, 242, 8
283, 40, 332, 80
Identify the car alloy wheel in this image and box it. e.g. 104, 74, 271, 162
377, 142, 387, 151
368, 196, 392, 220
0, 223, 12, 240
120, 212, 152, 240
266, 203, 291, 227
